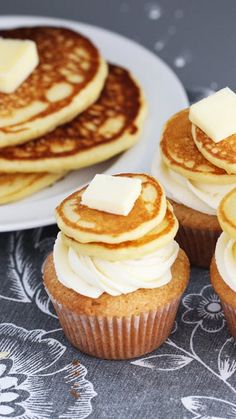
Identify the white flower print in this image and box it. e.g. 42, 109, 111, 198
132, 282, 236, 417
182, 396, 236, 418
0, 323, 96, 418
218, 338, 236, 380
0, 228, 56, 317
182, 285, 225, 332
0, 361, 28, 417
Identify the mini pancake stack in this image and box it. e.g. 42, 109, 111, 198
56, 174, 178, 260
152, 108, 236, 267
0, 26, 147, 204
192, 123, 236, 174
211, 188, 236, 338
44, 174, 190, 359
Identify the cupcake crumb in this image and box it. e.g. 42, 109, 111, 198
70, 387, 80, 399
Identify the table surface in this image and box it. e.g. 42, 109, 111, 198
0, 1, 236, 419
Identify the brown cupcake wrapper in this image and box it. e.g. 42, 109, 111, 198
49, 295, 181, 360
221, 301, 236, 339
175, 225, 221, 268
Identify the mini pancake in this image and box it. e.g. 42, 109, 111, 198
0, 172, 65, 204
217, 187, 236, 239
55, 174, 167, 244
160, 109, 236, 184
61, 202, 178, 260
0, 64, 146, 173
192, 124, 236, 174
0, 26, 107, 147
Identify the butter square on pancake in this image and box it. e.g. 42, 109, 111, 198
81, 174, 142, 215
189, 87, 236, 142
0, 37, 39, 93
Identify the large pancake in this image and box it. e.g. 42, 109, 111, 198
0, 64, 146, 172
160, 109, 236, 184
192, 124, 236, 174
217, 187, 236, 239
61, 202, 178, 260
55, 174, 167, 244
0, 172, 65, 204
0, 26, 107, 147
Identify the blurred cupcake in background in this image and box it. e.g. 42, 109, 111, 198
211, 187, 236, 338
152, 88, 236, 268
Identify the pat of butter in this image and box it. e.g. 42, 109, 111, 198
189, 87, 236, 143
81, 174, 142, 216
0, 38, 39, 94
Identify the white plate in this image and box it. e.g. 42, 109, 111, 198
0, 15, 189, 232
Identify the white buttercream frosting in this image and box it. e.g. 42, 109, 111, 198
152, 152, 236, 215
215, 232, 236, 292
53, 233, 179, 298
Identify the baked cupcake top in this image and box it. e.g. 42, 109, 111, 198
215, 187, 236, 291
53, 173, 180, 298
152, 89, 236, 215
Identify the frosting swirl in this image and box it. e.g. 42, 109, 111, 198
53, 233, 179, 298
215, 232, 236, 292
152, 153, 236, 215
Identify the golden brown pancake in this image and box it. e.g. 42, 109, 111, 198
0, 26, 107, 147
55, 174, 167, 244
0, 64, 146, 173
0, 171, 65, 204
61, 202, 178, 260
160, 109, 236, 184
217, 187, 236, 239
192, 124, 236, 174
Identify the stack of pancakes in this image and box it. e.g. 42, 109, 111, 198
211, 187, 236, 338
151, 108, 236, 267
192, 123, 236, 174
55, 174, 178, 262
160, 109, 236, 185
0, 26, 147, 204
217, 188, 236, 240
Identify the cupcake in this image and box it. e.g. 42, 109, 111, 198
152, 89, 236, 268
43, 173, 190, 359
211, 187, 236, 338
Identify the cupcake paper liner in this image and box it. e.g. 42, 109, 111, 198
221, 301, 236, 339
49, 295, 181, 360
175, 225, 221, 268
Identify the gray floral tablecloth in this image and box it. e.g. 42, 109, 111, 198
1, 1, 236, 418
0, 226, 236, 419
